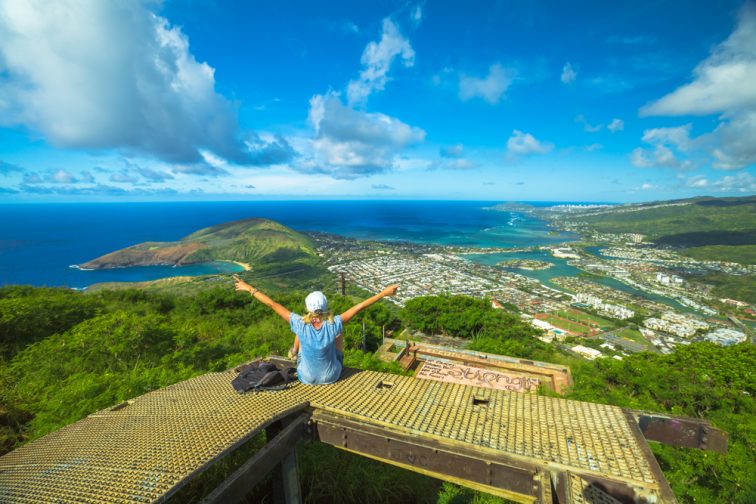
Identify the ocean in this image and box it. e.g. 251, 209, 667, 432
0, 201, 576, 288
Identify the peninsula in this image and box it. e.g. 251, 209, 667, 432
80, 218, 316, 269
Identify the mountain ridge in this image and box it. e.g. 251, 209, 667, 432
80, 217, 317, 269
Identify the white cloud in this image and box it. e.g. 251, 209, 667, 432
394, 156, 434, 171
427, 155, 475, 171
575, 114, 602, 132
450, 158, 474, 169
459, 64, 513, 104
710, 110, 756, 170
411, 5, 423, 26
686, 175, 710, 188
23, 168, 94, 184
244, 134, 297, 165
18, 182, 177, 197
631, 145, 691, 169
52, 169, 79, 183
608, 118, 624, 132
639, 182, 657, 190
172, 162, 229, 177
506, 130, 553, 156
342, 21, 359, 34
641, 124, 693, 151
372, 183, 394, 190
561, 62, 577, 84
347, 18, 414, 105
642, 6, 756, 116
631, 125, 695, 169
584, 143, 603, 152
0, 0, 251, 164
686, 172, 756, 192
305, 93, 425, 179
641, 4, 756, 170
136, 166, 173, 182
110, 170, 139, 183
711, 171, 756, 192
630, 148, 653, 168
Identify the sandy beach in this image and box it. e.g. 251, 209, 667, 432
228, 260, 251, 271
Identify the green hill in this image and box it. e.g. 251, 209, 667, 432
574, 196, 756, 264
80, 218, 317, 269
1, 287, 753, 502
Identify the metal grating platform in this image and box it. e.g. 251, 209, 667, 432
297, 371, 657, 484
0, 368, 673, 503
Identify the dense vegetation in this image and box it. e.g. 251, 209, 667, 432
575, 196, 756, 264
695, 271, 756, 306
682, 244, 756, 268
1, 285, 754, 503
400, 295, 553, 360
567, 344, 756, 503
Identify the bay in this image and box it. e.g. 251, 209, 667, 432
0, 201, 575, 288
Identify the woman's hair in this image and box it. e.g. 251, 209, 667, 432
302, 311, 334, 324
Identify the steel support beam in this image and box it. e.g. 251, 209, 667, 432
312, 411, 542, 503
630, 410, 728, 453
269, 420, 303, 504
201, 412, 309, 504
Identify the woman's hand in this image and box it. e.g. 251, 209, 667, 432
233, 274, 253, 293
382, 284, 399, 297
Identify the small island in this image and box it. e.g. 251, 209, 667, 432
497, 259, 554, 270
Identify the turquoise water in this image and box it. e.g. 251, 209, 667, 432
1, 201, 576, 287
462, 250, 690, 311
463, 250, 580, 288
70, 261, 245, 287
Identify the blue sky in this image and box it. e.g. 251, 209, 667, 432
0, 0, 754, 202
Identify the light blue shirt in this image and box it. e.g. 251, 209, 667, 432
290, 313, 343, 385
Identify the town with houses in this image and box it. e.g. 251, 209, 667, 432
308, 213, 753, 362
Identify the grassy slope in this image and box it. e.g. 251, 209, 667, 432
578, 196, 756, 264
82, 218, 318, 268
681, 244, 756, 264
579, 196, 755, 238
2, 286, 754, 502
183, 218, 316, 263
698, 272, 756, 305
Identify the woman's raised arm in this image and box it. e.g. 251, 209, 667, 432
234, 275, 291, 322
340, 284, 399, 324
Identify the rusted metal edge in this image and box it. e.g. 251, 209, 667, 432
621, 410, 679, 504
155, 402, 310, 503
311, 411, 677, 504
627, 409, 728, 454
201, 412, 310, 504
312, 403, 667, 496
311, 410, 540, 503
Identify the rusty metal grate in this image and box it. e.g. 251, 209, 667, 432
0, 368, 666, 503
0, 372, 308, 504
291, 370, 657, 485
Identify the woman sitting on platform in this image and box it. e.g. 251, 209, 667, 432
234, 276, 399, 385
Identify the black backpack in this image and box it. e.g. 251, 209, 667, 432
232, 360, 297, 393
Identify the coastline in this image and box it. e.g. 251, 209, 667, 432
223, 260, 251, 271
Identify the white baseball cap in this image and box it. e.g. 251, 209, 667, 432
305, 291, 328, 313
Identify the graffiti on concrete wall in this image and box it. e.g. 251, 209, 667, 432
417, 359, 540, 392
